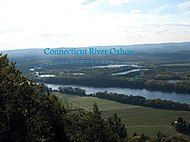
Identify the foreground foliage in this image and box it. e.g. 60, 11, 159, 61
0, 54, 68, 141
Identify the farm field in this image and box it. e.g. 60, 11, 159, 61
52, 92, 190, 138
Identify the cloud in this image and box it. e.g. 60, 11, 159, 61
41, 33, 71, 37
152, 3, 175, 14
107, 0, 130, 6
82, 0, 131, 6
82, 0, 98, 5
0, 0, 190, 50
129, 9, 141, 14
177, 1, 190, 11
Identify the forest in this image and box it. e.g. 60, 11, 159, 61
42, 73, 190, 94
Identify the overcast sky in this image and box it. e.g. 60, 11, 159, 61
0, 0, 190, 50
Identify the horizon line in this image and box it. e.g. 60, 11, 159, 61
1, 41, 190, 51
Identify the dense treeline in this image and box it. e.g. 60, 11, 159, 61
58, 87, 86, 96
57, 86, 190, 111
95, 92, 190, 111
42, 75, 190, 94
40, 76, 145, 89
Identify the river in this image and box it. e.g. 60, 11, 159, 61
45, 83, 190, 104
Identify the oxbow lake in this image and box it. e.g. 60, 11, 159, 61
45, 84, 190, 104
112, 69, 149, 76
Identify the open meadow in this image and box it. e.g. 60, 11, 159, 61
52, 92, 190, 138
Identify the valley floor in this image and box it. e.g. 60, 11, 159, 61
52, 92, 190, 138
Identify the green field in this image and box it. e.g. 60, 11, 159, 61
53, 92, 190, 138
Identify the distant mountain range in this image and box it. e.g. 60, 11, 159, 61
1, 42, 190, 57
92, 42, 190, 53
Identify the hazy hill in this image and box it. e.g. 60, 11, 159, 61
1, 42, 190, 57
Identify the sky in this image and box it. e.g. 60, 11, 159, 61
0, 0, 190, 50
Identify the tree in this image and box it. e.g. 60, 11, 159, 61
172, 117, 190, 133
108, 113, 127, 140
0, 54, 68, 142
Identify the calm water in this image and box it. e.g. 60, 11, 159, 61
29, 69, 55, 78
112, 69, 149, 75
40, 74, 55, 77
46, 84, 190, 104
92, 64, 140, 68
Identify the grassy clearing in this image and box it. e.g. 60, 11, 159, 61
53, 92, 190, 137
53, 92, 139, 111
102, 107, 190, 137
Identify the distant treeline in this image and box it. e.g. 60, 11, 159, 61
58, 87, 86, 96
43, 76, 190, 95
56, 86, 190, 112
95, 92, 190, 111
